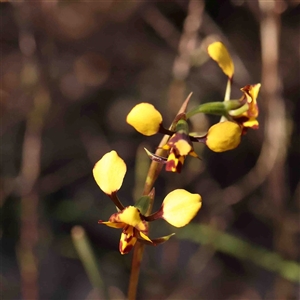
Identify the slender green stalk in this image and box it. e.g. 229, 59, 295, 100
186, 100, 243, 119
72, 226, 107, 299
220, 79, 232, 122
186, 102, 226, 118
177, 224, 300, 283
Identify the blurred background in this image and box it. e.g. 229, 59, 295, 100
1, 0, 299, 299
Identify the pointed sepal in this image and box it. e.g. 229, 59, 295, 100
144, 148, 167, 164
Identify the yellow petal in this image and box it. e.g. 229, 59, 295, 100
165, 151, 185, 173
99, 221, 125, 229
139, 231, 152, 243
126, 103, 163, 136
241, 83, 261, 104
242, 118, 259, 129
206, 121, 241, 152
175, 139, 192, 156
208, 42, 234, 78
162, 189, 202, 228
116, 206, 148, 232
249, 83, 261, 102
93, 150, 126, 195
119, 226, 137, 254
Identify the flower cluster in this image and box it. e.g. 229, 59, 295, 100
93, 151, 201, 254
126, 42, 260, 173
93, 42, 261, 254
206, 42, 261, 131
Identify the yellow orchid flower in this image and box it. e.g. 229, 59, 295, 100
147, 129, 200, 173
229, 84, 261, 130
99, 206, 152, 255
207, 42, 261, 131
162, 131, 198, 173
127, 104, 200, 173
93, 151, 202, 254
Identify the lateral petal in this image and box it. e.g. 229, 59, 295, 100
93, 151, 127, 195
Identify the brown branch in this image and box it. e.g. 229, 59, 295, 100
13, 5, 51, 300
168, 0, 204, 117
142, 5, 181, 50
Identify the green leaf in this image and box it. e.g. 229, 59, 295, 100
177, 223, 300, 283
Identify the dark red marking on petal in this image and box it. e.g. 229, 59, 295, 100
119, 240, 134, 255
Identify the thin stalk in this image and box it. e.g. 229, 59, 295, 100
186, 102, 226, 119
127, 133, 169, 300
177, 224, 300, 284
72, 226, 107, 299
220, 78, 232, 122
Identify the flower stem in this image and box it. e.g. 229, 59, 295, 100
127, 94, 192, 299
127, 140, 168, 300
127, 243, 145, 300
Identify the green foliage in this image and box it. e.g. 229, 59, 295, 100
177, 224, 300, 283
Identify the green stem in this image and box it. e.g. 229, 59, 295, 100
177, 224, 300, 283
72, 226, 107, 299
227, 103, 249, 116
186, 100, 243, 119
186, 102, 226, 119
